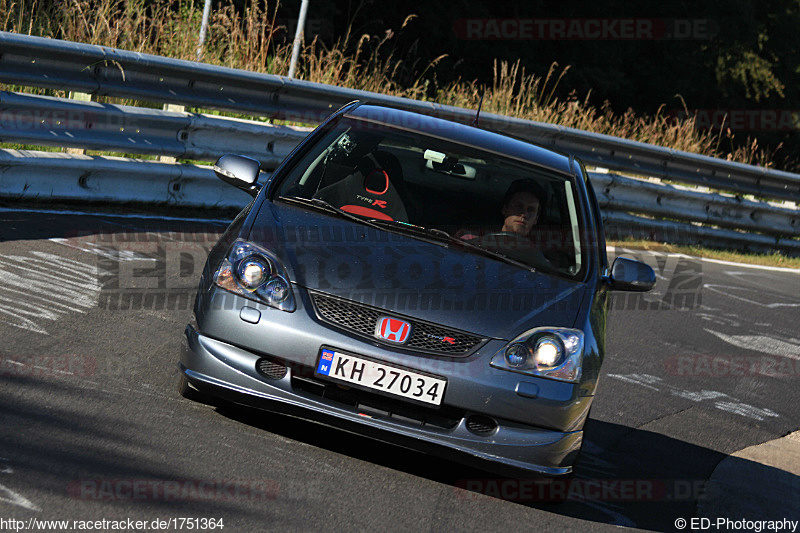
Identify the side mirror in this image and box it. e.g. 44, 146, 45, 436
608, 256, 656, 292
213, 154, 262, 197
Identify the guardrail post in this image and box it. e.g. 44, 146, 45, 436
65, 92, 94, 155
161, 103, 186, 163
287, 0, 310, 78
196, 0, 213, 61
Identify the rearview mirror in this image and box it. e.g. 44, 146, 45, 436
213, 154, 262, 197
608, 256, 656, 292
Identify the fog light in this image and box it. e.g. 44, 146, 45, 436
505, 343, 529, 367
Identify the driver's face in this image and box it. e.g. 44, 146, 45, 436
501, 191, 540, 236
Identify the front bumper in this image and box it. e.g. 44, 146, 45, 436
180, 324, 586, 477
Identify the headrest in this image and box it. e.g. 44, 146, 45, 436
364, 169, 389, 195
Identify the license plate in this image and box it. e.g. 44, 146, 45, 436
315, 348, 447, 406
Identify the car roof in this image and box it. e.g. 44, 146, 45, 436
345, 103, 574, 177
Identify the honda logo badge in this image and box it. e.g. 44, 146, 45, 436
375, 316, 412, 344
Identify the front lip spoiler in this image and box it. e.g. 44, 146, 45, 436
180, 364, 574, 478
180, 325, 581, 478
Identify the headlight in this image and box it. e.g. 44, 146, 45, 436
491, 328, 584, 382
532, 337, 561, 367
214, 240, 296, 312
237, 258, 270, 289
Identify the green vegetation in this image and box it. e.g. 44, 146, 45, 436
0, 0, 786, 168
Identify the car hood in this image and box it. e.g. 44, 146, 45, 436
248, 200, 586, 340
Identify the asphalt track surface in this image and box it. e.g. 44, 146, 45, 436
0, 209, 798, 532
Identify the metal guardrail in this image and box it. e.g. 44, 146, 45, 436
0, 148, 253, 207
0, 91, 309, 165
4, 147, 797, 254
3, 146, 797, 252
604, 212, 800, 253
0, 32, 798, 253
2, 91, 797, 239
592, 172, 798, 238
2, 31, 799, 202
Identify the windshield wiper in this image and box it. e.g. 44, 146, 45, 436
366, 220, 536, 273
364, 219, 452, 244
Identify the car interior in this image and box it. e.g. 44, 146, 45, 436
280, 122, 583, 276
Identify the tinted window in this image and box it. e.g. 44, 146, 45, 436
276, 117, 586, 278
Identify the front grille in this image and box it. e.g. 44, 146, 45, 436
310, 291, 485, 356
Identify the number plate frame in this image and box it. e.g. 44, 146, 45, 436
314, 346, 448, 407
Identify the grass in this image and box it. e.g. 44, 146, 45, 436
608, 239, 800, 268
0, 0, 789, 170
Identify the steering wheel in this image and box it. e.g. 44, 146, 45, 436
478, 232, 553, 270
480, 232, 532, 245
482, 231, 525, 238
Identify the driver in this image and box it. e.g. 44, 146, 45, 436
458, 179, 545, 241
500, 180, 544, 237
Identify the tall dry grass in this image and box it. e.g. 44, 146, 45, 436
0, 0, 782, 168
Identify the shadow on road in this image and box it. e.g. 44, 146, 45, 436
214, 401, 793, 531
0, 374, 269, 523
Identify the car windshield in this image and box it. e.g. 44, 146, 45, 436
276, 115, 586, 279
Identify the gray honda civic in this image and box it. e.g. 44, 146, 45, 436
179, 102, 655, 478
